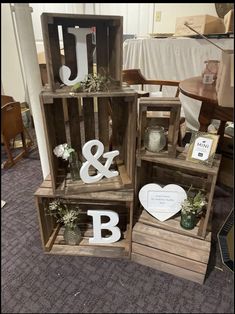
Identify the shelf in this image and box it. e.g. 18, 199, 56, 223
41, 87, 137, 100
35, 174, 134, 202
45, 225, 130, 258
137, 209, 211, 241
137, 150, 221, 175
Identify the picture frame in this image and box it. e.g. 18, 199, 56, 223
186, 132, 220, 166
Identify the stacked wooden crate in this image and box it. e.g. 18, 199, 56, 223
34, 13, 137, 259
131, 98, 221, 284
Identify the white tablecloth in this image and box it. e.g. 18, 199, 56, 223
123, 37, 234, 130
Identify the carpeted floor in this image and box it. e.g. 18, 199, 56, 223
1, 143, 234, 313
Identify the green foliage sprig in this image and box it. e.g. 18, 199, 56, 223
47, 199, 81, 229
181, 186, 207, 215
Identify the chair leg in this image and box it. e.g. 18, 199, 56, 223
21, 132, 28, 156
2, 136, 14, 168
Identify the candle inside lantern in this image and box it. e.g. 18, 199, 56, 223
144, 126, 166, 153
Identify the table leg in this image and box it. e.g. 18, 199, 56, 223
198, 101, 215, 132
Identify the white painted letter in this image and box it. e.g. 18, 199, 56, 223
87, 210, 121, 244
59, 27, 92, 86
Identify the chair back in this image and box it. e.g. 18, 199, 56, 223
122, 69, 180, 97
1, 95, 14, 107
1, 102, 24, 141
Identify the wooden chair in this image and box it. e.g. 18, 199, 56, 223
122, 69, 185, 145
1, 95, 14, 107
1, 101, 33, 168
122, 69, 180, 97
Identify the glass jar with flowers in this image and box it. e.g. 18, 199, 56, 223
48, 199, 82, 245
53, 143, 82, 181
180, 187, 207, 230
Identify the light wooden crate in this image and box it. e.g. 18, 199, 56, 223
136, 154, 221, 239
34, 176, 134, 259
138, 98, 181, 158
131, 210, 211, 284
41, 13, 123, 91
40, 89, 137, 196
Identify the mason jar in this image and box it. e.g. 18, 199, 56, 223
144, 126, 167, 153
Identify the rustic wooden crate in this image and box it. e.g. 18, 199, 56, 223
136, 153, 222, 239
41, 13, 123, 91
131, 210, 211, 284
34, 175, 134, 258
40, 89, 137, 196
138, 97, 181, 158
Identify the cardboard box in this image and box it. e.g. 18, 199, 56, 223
174, 15, 225, 36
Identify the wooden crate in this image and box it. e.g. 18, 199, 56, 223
138, 97, 181, 158
136, 153, 222, 239
131, 210, 211, 284
174, 14, 225, 37
34, 176, 134, 258
41, 13, 123, 91
40, 89, 137, 196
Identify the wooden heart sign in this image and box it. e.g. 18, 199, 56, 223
139, 183, 187, 222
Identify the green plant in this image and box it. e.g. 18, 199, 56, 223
47, 199, 81, 229
181, 186, 207, 215
71, 69, 119, 93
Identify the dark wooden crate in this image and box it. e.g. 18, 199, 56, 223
34, 176, 134, 258
138, 97, 181, 158
41, 13, 123, 91
131, 210, 211, 284
136, 153, 222, 239
40, 89, 137, 196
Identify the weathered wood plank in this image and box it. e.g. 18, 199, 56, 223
132, 243, 208, 274
133, 223, 210, 251
131, 253, 205, 284
132, 230, 210, 263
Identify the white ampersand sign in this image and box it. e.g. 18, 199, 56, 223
80, 140, 119, 184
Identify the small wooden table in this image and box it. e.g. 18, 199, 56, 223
179, 76, 233, 147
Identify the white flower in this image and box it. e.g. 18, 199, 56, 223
62, 150, 70, 160
53, 143, 75, 161
53, 144, 65, 158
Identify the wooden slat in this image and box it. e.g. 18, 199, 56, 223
35, 197, 49, 246
53, 98, 67, 144
168, 105, 180, 157
132, 230, 210, 263
96, 22, 109, 74
83, 98, 95, 142
133, 222, 210, 251
65, 175, 123, 194
131, 253, 205, 284
41, 100, 58, 192
139, 210, 211, 241
67, 98, 82, 156
138, 152, 221, 175
98, 98, 110, 151
49, 245, 128, 258
200, 173, 218, 238
47, 23, 62, 89
132, 243, 208, 274
125, 96, 137, 181
45, 224, 61, 252
108, 21, 123, 83
42, 88, 137, 98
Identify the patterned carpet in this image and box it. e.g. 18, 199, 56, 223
1, 144, 234, 313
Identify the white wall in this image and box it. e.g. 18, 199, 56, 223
153, 3, 217, 34
2, 3, 219, 101
1, 3, 26, 102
